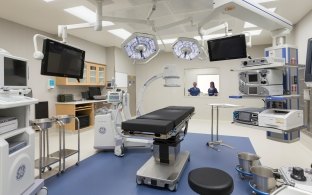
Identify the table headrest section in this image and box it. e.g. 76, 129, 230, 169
121, 119, 174, 135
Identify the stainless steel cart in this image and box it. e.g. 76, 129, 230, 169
50, 115, 80, 172
31, 118, 61, 179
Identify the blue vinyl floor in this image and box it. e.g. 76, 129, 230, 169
45, 133, 256, 195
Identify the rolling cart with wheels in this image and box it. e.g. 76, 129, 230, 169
50, 115, 80, 173
31, 118, 61, 179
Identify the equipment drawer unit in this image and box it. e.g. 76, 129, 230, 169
76, 115, 89, 130
56, 102, 95, 131
239, 69, 283, 85
266, 128, 301, 143
233, 108, 264, 126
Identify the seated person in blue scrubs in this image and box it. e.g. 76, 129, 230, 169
188, 82, 201, 96
208, 81, 218, 96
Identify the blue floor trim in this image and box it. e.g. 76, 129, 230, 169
45, 133, 256, 195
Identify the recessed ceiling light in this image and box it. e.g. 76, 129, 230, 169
243, 30, 263, 36
43, 0, 54, 2
157, 38, 177, 45
244, 22, 257, 29
194, 33, 233, 41
64, 6, 114, 26
108, 29, 131, 39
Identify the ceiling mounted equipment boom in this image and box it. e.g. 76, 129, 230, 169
213, 0, 293, 32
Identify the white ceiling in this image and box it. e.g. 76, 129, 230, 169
0, 0, 312, 50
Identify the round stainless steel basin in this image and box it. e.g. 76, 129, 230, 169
250, 166, 276, 193
53, 115, 73, 124
238, 152, 261, 173
30, 118, 54, 130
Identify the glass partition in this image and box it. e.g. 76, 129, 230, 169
184, 68, 220, 97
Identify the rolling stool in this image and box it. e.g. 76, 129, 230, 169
188, 167, 234, 195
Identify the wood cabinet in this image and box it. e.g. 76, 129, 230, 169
56, 62, 106, 86
55, 100, 111, 131
55, 103, 95, 131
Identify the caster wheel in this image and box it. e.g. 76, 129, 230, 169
239, 174, 245, 180
168, 183, 178, 191
48, 166, 52, 171
136, 177, 143, 185
206, 142, 209, 146
56, 172, 60, 176
41, 168, 45, 173
61, 170, 65, 173
76, 162, 79, 166
37, 187, 48, 195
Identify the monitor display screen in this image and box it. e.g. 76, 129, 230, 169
248, 74, 258, 83
305, 38, 312, 82
248, 87, 258, 95
4, 57, 27, 87
238, 112, 251, 121
41, 39, 85, 79
207, 34, 247, 62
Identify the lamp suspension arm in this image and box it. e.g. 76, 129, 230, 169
199, 22, 229, 37
101, 16, 153, 25
154, 17, 193, 32
95, 0, 103, 31
147, 0, 157, 21
136, 73, 163, 116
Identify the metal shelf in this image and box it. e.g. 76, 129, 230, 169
35, 157, 59, 169
231, 63, 305, 71
232, 122, 304, 133
229, 94, 300, 100
50, 149, 78, 159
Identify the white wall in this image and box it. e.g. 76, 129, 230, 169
114, 47, 136, 76
136, 45, 270, 120
295, 10, 312, 64
0, 18, 108, 117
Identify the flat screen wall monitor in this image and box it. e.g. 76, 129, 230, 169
0, 53, 28, 89
41, 39, 85, 79
207, 34, 247, 62
305, 38, 312, 84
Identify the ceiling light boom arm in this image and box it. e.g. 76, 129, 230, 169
101, 16, 153, 25
154, 17, 193, 32
95, 0, 103, 31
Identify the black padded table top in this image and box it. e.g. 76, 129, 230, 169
121, 119, 174, 134
122, 106, 194, 134
138, 109, 188, 126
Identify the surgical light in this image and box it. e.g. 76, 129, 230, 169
121, 32, 159, 63
172, 37, 201, 60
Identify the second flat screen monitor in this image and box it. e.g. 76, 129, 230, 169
208, 34, 247, 62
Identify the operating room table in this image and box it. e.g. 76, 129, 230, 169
122, 106, 195, 191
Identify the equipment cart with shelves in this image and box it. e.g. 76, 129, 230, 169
0, 95, 48, 195
31, 118, 61, 178
50, 115, 80, 172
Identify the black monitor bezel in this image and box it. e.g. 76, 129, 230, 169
41, 39, 85, 79
207, 34, 247, 62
